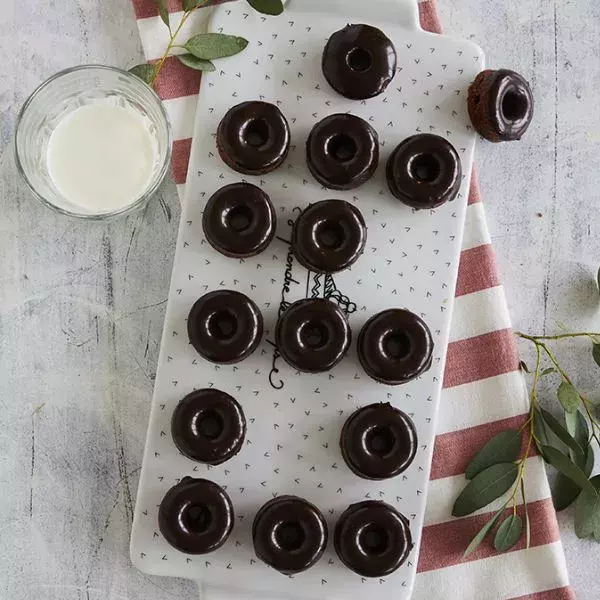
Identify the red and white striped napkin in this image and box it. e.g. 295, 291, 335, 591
130, 0, 574, 597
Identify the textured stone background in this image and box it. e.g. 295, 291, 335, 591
0, 0, 598, 598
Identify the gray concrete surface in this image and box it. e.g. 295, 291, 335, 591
0, 0, 598, 598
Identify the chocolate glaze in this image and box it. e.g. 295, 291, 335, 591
187, 290, 263, 364
292, 200, 367, 274
322, 24, 397, 100
159, 478, 234, 555
386, 134, 462, 210
252, 495, 328, 575
203, 183, 276, 258
171, 389, 246, 465
334, 500, 413, 578
306, 114, 379, 190
340, 403, 417, 480
357, 308, 433, 385
468, 69, 534, 142
216, 101, 290, 175
276, 298, 351, 373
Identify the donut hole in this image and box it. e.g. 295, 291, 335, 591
184, 503, 213, 534
501, 90, 529, 121
365, 425, 396, 457
299, 321, 330, 350
208, 310, 239, 341
382, 331, 412, 360
315, 219, 346, 250
410, 154, 442, 183
274, 521, 306, 552
326, 134, 358, 163
243, 118, 270, 148
195, 409, 225, 441
226, 204, 254, 232
346, 47, 373, 72
358, 524, 390, 556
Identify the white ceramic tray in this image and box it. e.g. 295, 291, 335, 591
131, 1, 484, 598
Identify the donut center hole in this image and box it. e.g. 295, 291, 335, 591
315, 219, 346, 250
208, 310, 238, 341
274, 521, 306, 552
299, 321, 330, 350
502, 90, 528, 121
185, 503, 213, 534
411, 154, 441, 183
347, 47, 373, 72
326, 134, 358, 163
383, 331, 412, 360
195, 409, 225, 441
227, 204, 254, 232
365, 425, 396, 456
358, 524, 390, 556
244, 118, 270, 148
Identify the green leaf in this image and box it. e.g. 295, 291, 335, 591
154, 0, 170, 27
597, 266, 600, 294
553, 473, 584, 511
593, 343, 600, 368
463, 505, 507, 558
575, 475, 600, 541
184, 33, 249, 60
532, 408, 554, 460
129, 63, 156, 84
182, 0, 202, 10
541, 367, 557, 377
519, 361, 530, 374
246, 0, 284, 16
176, 54, 216, 71
465, 430, 522, 480
565, 410, 591, 467
453, 463, 519, 517
540, 408, 585, 460
494, 514, 522, 552
541, 445, 596, 492
557, 381, 580, 413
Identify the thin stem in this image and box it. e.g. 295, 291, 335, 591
152, 11, 193, 85
515, 332, 600, 341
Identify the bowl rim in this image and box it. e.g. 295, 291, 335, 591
14, 64, 173, 220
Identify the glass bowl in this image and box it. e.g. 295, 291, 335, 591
14, 65, 172, 220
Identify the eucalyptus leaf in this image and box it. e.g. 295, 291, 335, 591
552, 441, 594, 511
541, 367, 557, 377
593, 343, 600, 368
129, 63, 156, 84
565, 410, 590, 469
184, 33, 249, 60
465, 430, 522, 480
519, 361, 530, 374
557, 381, 580, 413
597, 266, 600, 294
494, 514, 522, 552
154, 0, 170, 27
540, 408, 585, 460
176, 54, 216, 71
574, 475, 600, 541
463, 505, 507, 558
532, 408, 553, 460
183, 0, 202, 9
246, 0, 285, 16
541, 445, 596, 492
453, 463, 518, 517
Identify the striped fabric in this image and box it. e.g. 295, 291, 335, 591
130, 1, 573, 598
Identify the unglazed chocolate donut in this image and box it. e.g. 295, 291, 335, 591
171, 389, 246, 465
322, 24, 397, 100
386, 134, 462, 210
340, 403, 417, 480
216, 101, 290, 175
252, 495, 328, 575
357, 308, 433, 385
306, 114, 379, 190
203, 183, 276, 258
187, 290, 263, 364
158, 478, 234, 555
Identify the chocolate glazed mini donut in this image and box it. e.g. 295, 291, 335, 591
187, 290, 263, 364
334, 500, 413, 578
203, 183, 276, 258
306, 114, 379, 190
216, 101, 290, 175
159, 478, 234, 555
468, 69, 534, 142
171, 389, 246, 465
322, 24, 397, 100
340, 403, 418, 480
357, 308, 434, 385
